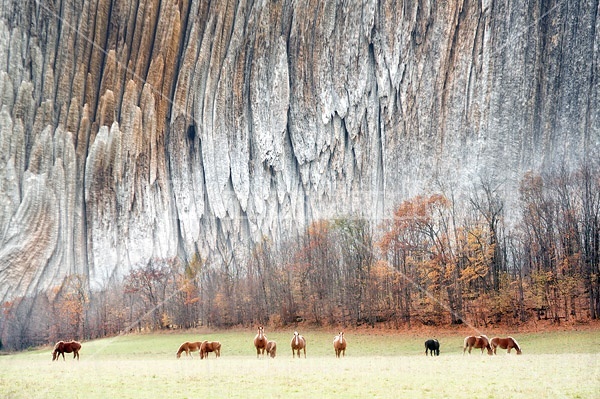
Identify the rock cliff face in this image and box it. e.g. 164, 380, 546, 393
0, 0, 598, 299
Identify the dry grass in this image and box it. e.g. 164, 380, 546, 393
0, 329, 598, 398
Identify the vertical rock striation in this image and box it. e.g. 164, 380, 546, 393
0, 0, 597, 299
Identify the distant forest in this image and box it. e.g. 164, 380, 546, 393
2, 165, 599, 351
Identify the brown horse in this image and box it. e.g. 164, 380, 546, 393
266, 340, 277, 358
490, 336, 522, 355
463, 335, 493, 355
291, 331, 306, 358
254, 326, 268, 358
176, 341, 202, 358
333, 331, 347, 358
52, 340, 82, 361
200, 341, 221, 359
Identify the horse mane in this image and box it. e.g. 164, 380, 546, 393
508, 336, 521, 350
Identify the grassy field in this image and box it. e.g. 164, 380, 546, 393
0, 328, 598, 398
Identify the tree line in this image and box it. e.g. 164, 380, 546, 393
1, 165, 598, 350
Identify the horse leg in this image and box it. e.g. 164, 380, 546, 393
303, 347, 306, 358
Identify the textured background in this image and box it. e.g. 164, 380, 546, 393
0, 0, 597, 300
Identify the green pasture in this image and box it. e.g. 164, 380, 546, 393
0, 329, 598, 398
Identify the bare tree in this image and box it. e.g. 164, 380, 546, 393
470, 177, 506, 291
335, 217, 374, 326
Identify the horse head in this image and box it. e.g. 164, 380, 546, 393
256, 326, 267, 343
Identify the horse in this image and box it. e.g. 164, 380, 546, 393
200, 340, 221, 359
266, 340, 277, 358
254, 326, 268, 358
291, 331, 306, 358
333, 331, 347, 358
490, 336, 522, 355
424, 339, 440, 356
52, 340, 82, 361
176, 341, 202, 358
463, 335, 493, 355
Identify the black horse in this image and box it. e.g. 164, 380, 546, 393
424, 339, 440, 356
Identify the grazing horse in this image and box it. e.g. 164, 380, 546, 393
463, 335, 493, 355
254, 326, 268, 358
333, 332, 347, 358
200, 340, 221, 359
52, 340, 82, 361
424, 339, 440, 356
176, 341, 202, 358
490, 336, 522, 355
266, 340, 277, 358
291, 331, 306, 358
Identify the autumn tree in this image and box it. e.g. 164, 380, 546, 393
517, 168, 596, 322
292, 220, 341, 325
52, 274, 89, 340
123, 258, 176, 330
379, 197, 431, 326
413, 194, 467, 324
172, 253, 203, 328
86, 279, 127, 338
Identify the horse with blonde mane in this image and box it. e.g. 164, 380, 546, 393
176, 341, 202, 358
291, 331, 306, 358
266, 340, 277, 358
254, 326, 268, 358
333, 331, 346, 358
463, 335, 493, 355
490, 336, 522, 355
52, 340, 82, 361
200, 340, 221, 359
